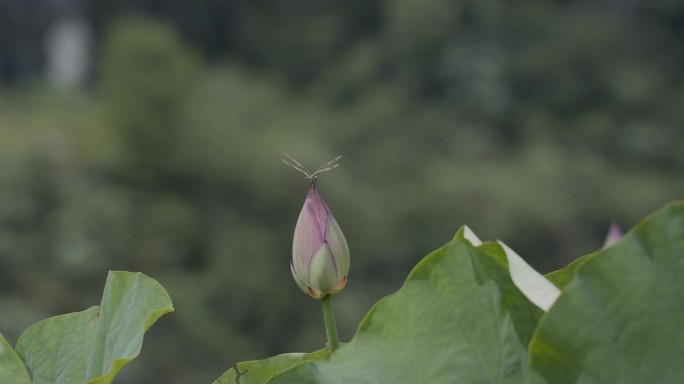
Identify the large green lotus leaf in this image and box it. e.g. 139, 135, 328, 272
0, 332, 30, 384
16, 271, 173, 384
212, 349, 329, 384
269, 231, 543, 383
527, 201, 684, 384
544, 252, 597, 289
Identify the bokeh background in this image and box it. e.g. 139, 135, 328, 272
1, 1, 683, 382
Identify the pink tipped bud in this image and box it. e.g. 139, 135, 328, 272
603, 223, 623, 248
291, 185, 350, 299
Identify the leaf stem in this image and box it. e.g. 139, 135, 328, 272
320, 294, 340, 352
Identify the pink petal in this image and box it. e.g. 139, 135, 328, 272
603, 223, 623, 248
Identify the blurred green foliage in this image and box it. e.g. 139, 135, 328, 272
101, 19, 199, 176
0, 2, 683, 383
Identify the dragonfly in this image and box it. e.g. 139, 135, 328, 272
281, 152, 342, 185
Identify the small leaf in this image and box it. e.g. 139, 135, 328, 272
527, 201, 684, 384
212, 350, 329, 384
0, 332, 31, 384
16, 271, 173, 384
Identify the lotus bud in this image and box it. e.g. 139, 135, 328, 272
291, 184, 350, 299
603, 223, 623, 248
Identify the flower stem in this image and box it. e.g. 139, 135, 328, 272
320, 294, 340, 352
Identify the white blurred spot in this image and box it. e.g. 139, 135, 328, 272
45, 16, 92, 89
